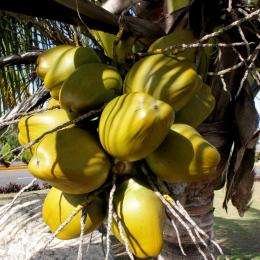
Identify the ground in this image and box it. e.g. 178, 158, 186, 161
214, 182, 260, 259
0, 182, 259, 258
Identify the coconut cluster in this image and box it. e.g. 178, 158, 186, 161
18, 38, 220, 258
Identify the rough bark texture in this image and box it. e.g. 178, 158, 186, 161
0, 51, 42, 68
157, 182, 215, 259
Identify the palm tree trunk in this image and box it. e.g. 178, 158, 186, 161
158, 181, 215, 259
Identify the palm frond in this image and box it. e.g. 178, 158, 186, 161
0, 11, 78, 116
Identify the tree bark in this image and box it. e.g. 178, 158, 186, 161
159, 181, 215, 259
0, 51, 42, 68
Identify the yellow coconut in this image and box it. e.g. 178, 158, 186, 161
18, 108, 71, 153
98, 92, 174, 161
36, 45, 74, 80
112, 178, 165, 258
146, 124, 221, 182
174, 83, 215, 127
60, 63, 122, 114
123, 54, 202, 111
148, 29, 197, 62
43, 187, 106, 240
44, 46, 101, 99
28, 127, 110, 194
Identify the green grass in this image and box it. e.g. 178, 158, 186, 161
214, 182, 260, 258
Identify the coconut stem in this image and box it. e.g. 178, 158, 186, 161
77, 206, 87, 260
105, 175, 117, 260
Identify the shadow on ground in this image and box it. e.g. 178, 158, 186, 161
214, 207, 260, 257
